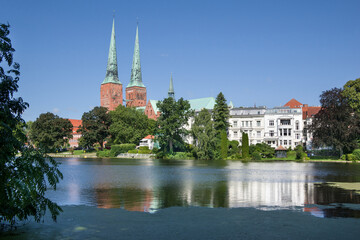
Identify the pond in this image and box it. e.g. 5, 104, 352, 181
47, 158, 360, 218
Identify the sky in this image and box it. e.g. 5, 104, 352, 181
1, 0, 360, 121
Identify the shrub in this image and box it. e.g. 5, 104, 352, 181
352, 149, 360, 160
340, 154, 347, 160
128, 149, 138, 154
252, 151, 262, 161
346, 154, 355, 161
96, 149, 112, 158
110, 144, 136, 156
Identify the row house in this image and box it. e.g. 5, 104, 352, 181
228, 106, 303, 149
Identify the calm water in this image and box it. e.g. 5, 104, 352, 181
47, 158, 360, 218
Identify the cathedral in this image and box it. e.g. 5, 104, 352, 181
100, 18, 147, 111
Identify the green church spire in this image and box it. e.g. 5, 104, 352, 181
127, 24, 145, 88
168, 73, 175, 98
102, 18, 121, 85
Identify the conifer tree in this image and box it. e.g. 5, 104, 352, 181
220, 130, 228, 159
212, 92, 230, 134
241, 132, 249, 159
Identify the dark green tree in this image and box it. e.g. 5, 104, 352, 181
191, 108, 217, 160
0, 23, 62, 225
78, 106, 111, 150
109, 105, 156, 145
309, 88, 360, 156
228, 140, 240, 156
220, 130, 228, 159
212, 92, 230, 134
241, 132, 250, 158
156, 97, 193, 154
30, 112, 72, 152
343, 78, 360, 113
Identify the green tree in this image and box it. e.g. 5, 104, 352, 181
249, 143, 275, 158
0, 23, 62, 225
220, 130, 228, 159
78, 106, 111, 150
343, 78, 360, 113
228, 140, 240, 156
309, 88, 360, 156
109, 105, 156, 145
212, 92, 230, 134
241, 132, 250, 158
156, 97, 193, 154
30, 112, 72, 152
191, 108, 217, 160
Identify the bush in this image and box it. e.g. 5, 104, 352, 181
352, 149, 360, 160
252, 151, 262, 161
346, 154, 355, 161
340, 154, 347, 160
96, 149, 112, 157
110, 144, 136, 156
128, 149, 138, 154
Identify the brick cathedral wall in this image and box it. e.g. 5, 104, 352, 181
126, 86, 147, 108
100, 83, 123, 111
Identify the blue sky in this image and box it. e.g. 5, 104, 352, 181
1, 0, 359, 121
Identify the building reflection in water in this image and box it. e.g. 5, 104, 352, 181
54, 159, 360, 218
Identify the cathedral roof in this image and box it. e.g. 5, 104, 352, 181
127, 24, 145, 88
188, 97, 216, 111
102, 18, 121, 85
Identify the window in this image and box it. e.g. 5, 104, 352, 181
280, 119, 290, 125
280, 140, 282, 145
233, 121, 238, 127
296, 134, 300, 140
284, 129, 288, 136
234, 131, 238, 138
257, 121, 261, 127
288, 129, 291, 136
269, 120, 274, 126
250, 121, 252, 127
246, 121, 248, 127
279, 129, 283, 136
284, 140, 288, 145
257, 131, 261, 137
270, 130, 274, 137
289, 140, 292, 145
242, 121, 244, 127
296, 121, 299, 130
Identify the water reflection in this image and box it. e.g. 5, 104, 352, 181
47, 158, 360, 218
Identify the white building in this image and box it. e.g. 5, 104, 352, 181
228, 106, 304, 149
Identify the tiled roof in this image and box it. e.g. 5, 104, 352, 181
188, 97, 216, 111
68, 119, 82, 127
284, 98, 303, 108
143, 135, 154, 139
303, 106, 321, 119
275, 145, 287, 151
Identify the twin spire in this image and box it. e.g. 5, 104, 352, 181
103, 18, 175, 96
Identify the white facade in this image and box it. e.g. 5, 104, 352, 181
229, 107, 304, 149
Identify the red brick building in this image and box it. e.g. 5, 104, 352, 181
68, 119, 82, 148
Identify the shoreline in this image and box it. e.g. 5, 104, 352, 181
48, 154, 356, 164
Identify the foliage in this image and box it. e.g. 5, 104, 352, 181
352, 149, 360, 160
220, 130, 228, 159
78, 106, 111, 150
228, 140, 240, 156
241, 132, 249, 159
109, 105, 156, 145
343, 78, 360, 113
309, 88, 360, 156
212, 92, 230, 134
111, 144, 136, 156
252, 151, 262, 161
249, 143, 275, 158
191, 108, 218, 160
96, 149, 112, 158
156, 97, 193, 154
168, 152, 194, 160
0, 23, 62, 226
29, 112, 72, 152
138, 146, 152, 154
